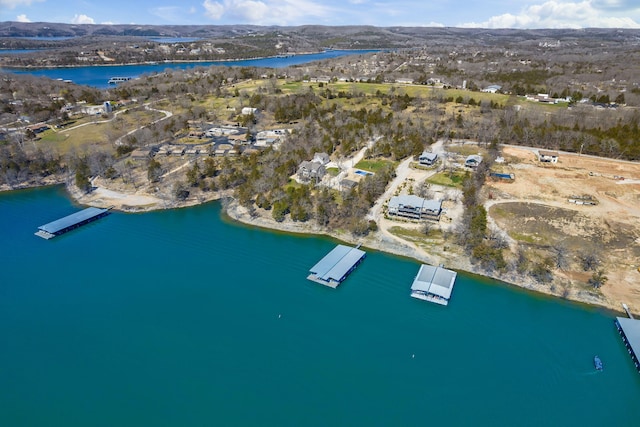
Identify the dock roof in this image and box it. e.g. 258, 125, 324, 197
309, 244, 366, 283
38, 207, 109, 234
411, 264, 457, 300
617, 317, 640, 359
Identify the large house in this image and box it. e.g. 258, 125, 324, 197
388, 195, 442, 220
313, 152, 330, 165
419, 151, 438, 166
298, 160, 326, 181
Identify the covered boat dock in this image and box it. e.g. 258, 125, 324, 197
307, 244, 366, 288
615, 317, 640, 373
410, 264, 457, 306
35, 207, 111, 239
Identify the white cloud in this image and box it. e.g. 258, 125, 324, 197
0, 0, 42, 9
203, 1, 226, 20
461, 1, 640, 29
202, 0, 332, 25
71, 14, 96, 25
16, 14, 31, 22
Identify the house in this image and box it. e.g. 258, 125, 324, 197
310, 76, 331, 83
298, 160, 326, 181
130, 148, 154, 159
26, 123, 49, 134
418, 151, 438, 166
340, 179, 358, 190
395, 78, 414, 84
465, 154, 483, 169
313, 152, 330, 165
481, 85, 502, 93
387, 195, 442, 220
241, 107, 259, 116
538, 150, 559, 163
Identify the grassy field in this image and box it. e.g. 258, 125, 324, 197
426, 171, 467, 188
354, 158, 395, 172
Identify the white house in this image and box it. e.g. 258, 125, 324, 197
395, 78, 414, 84
481, 85, 502, 93
241, 107, 259, 116
538, 150, 559, 163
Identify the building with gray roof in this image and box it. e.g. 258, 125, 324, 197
307, 244, 366, 288
410, 264, 457, 306
35, 207, 111, 239
616, 317, 640, 373
388, 195, 442, 220
419, 151, 438, 166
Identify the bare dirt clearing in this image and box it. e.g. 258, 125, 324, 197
487, 146, 640, 311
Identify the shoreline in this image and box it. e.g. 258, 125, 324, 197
1, 178, 627, 316
222, 198, 624, 316
0, 49, 373, 70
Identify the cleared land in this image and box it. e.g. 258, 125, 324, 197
486, 146, 640, 309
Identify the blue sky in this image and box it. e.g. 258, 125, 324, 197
1, 0, 639, 28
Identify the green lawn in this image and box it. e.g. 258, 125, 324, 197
354, 158, 395, 172
426, 171, 467, 188
326, 167, 340, 176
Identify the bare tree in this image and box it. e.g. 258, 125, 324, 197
551, 242, 571, 270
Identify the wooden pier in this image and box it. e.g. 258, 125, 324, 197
35, 206, 112, 239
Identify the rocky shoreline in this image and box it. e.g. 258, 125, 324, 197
223, 198, 620, 315
3, 178, 622, 315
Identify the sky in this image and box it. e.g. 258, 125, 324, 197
1, 0, 639, 29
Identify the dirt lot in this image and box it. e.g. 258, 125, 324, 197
487, 146, 640, 311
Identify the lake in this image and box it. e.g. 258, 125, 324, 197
2, 50, 378, 89
0, 186, 639, 426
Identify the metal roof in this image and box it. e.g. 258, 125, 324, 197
388, 195, 442, 212
617, 317, 640, 360
309, 244, 366, 283
411, 264, 457, 300
420, 151, 438, 160
38, 207, 109, 234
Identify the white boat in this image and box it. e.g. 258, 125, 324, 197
108, 76, 131, 84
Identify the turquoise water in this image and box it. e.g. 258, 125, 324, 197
1, 186, 639, 426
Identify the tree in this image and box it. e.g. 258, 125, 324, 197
74, 158, 92, 193
551, 243, 570, 270
173, 181, 189, 201
579, 250, 600, 271
588, 269, 608, 289
147, 158, 162, 183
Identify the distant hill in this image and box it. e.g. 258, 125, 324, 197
2, 22, 639, 49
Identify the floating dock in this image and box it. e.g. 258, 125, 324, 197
35, 207, 111, 239
307, 244, 366, 288
615, 316, 640, 373
410, 264, 457, 306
